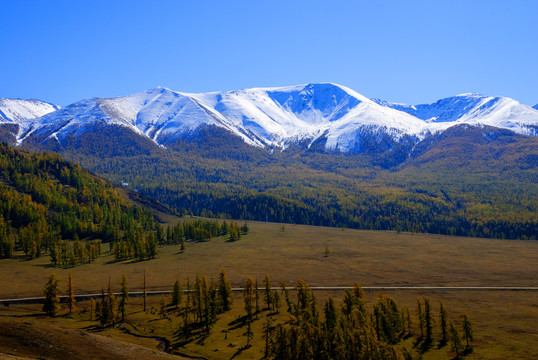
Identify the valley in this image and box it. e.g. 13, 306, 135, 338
1, 221, 538, 359
0, 84, 537, 359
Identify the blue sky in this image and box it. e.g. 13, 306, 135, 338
2, 0, 537, 106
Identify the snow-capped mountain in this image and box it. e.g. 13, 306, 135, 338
189, 83, 427, 152
5, 84, 538, 155
372, 93, 538, 136
0, 98, 59, 123
533, 104, 538, 110
17, 83, 429, 153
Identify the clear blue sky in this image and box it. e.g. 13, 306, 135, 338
2, 0, 537, 106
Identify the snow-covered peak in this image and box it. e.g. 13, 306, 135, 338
10, 84, 538, 154
0, 98, 59, 123
374, 93, 538, 136
188, 82, 427, 149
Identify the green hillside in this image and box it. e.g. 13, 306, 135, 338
0, 143, 157, 260
49, 125, 538, 240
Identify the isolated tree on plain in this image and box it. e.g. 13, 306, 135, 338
171, 279, 183, 309
439, 302, 448, 345
272, 290, 281, 313
262, 316, 274, 359
263, 274, 272, 310
118, 274, 129, 321
243, 277, 256, 346
423, 296, 434, 348
89, 296, 96, 320
218, 269, 233, 312
43, 274, 61, 316
66, 273, 76, 314
417, 298, 424, 339
183, 277, 191, 338
102, 279, 118, 326
449, 321, 464, 359
255, 279, 261, 317
405, 308, 412, 336
460, 314, 473, 350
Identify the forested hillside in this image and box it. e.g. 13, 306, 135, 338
55, 125, 538, 240
0, 143, 157, 259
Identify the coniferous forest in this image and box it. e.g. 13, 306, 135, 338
0, 143, 158, 260
51, 125, 538, 240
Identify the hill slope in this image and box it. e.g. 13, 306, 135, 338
0, 143, 156, 259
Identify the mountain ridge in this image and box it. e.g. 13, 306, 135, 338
2, 84, 538, 155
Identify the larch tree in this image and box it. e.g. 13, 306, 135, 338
242, 277, 256, 346
417, 298, 424, 339
183, 277, 191, 338
119, 274, 129, 321
89, 297, 96, 321
460, 314, 473, 350
439, 302, 448, 345
217, 269, 233, 312
263, 274, 272, 310
423, 296, 434, 348
42, 274, 61, 316
450, 322, 464, 359
255, 279, 261, 317
66, 273, 76, 314
171, 279, 183, 309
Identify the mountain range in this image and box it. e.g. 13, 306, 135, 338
1, 83, 537, 240
1, 83, 537, 155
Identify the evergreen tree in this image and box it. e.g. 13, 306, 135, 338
89, 297, 96, 320
217, 269, 233, 312
417, 298, 424, 339
263, 316, 274, 359
171, 279, 183, 309
406, 308, 412, 336
103, 279, 117, 326
263, 274, 272, 310
42, 274, 61, 316
272, 290, 281, 313
460, 314, 473, 350
255, 279, 261, 317
423, 296, 434, 348
439, 302, 448, 345
243, 277, 256, 346
66, 273, 76, 314
449, 322, 463, 359
119, 274, 129, 321
183, 277, 191, 338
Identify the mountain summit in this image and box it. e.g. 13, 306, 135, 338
2, 84, 538, 154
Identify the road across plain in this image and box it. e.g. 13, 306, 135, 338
1, 286, 537, 306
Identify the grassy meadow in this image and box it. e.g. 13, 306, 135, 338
1, 220, 538, 359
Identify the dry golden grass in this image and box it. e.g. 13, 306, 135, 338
1, 220, 537, 359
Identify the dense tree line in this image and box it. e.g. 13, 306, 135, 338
68, 142, 537, 240
0, 143, 157, 260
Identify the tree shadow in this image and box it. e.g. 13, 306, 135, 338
230, 344, 250, 360
228, 315, 250, 330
